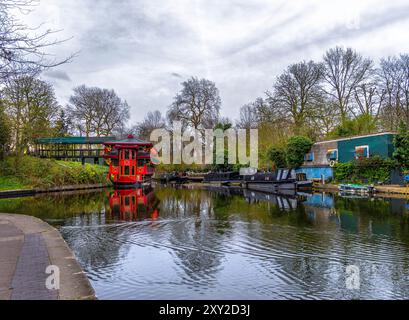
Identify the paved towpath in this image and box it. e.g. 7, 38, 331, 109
0, 213, 95, 300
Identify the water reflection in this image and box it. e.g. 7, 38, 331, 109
106, 187, 159, 221
1, 186, 409, 299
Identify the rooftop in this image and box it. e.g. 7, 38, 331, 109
36, 136, 116, 145
314, 132, 396, 145
103, 134, 152, 146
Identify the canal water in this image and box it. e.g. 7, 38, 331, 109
1, 185, 409, 300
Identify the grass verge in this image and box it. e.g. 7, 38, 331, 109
0, 156, 109, 191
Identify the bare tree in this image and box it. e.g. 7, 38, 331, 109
309, 97, 341, 137
249, 97, 281, 125
352, 81, 384, 120
236, 103, 259, 129
377, 54, 409, 129
67, 85, 95, 136
167, 77, 221, 129
323, 47, 373, 122
132, 110, 166, 140
378, 56, 400, 130
266, 60, 324, 134
67, 85, 130, 137
0, 0, 74, 81
399, 54, 409, 128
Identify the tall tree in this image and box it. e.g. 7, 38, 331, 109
393, 121, 409, 169
0, 101, 10, 159
54, 108, 71, 136
308, 96, 340, 138
0, 0, 73, 81
352, 81, 384, 120
2, 75, 59, 158
323, 47, 373, 122
167, 77, 221, 129
236, 103, 259, 129
267, 60, 324, 134
67, 85, 130, 137
133, 110, 166, 140
251, 97, 275, 123
378, 55, 409, 129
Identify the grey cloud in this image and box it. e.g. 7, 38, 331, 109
295, 4, 409, 51
229, 2, 409, 70
43, 70, 71, 81
19, 0, 409, 124
216, 8, 306, 58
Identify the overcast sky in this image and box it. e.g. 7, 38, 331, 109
17, 0, 409, 125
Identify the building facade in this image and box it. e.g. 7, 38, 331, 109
297, 132, 396, 181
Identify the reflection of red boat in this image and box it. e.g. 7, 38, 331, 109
103, 135, 155, 188
107, 187, 159, 221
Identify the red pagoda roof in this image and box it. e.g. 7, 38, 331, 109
103, 134, 153, 147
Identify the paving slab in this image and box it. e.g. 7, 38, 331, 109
0, 213, 95, 300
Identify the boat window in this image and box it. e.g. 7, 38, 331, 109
131, 166, 135, 176
125, 197, 130, 206
125, 166, 130, 175
124, 150, 130, 159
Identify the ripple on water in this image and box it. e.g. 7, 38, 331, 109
58, 193, 409, 300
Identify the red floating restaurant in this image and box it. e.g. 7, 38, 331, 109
103, 135, 155, 188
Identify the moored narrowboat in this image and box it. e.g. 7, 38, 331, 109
243, 169, 313, 193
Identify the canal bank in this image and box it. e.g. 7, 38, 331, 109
0, 213, 95, 300
314, 182, 409, 196
0, 183, 110, 198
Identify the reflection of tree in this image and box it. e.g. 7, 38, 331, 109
155, 187, 208, 218
0, 189, 108, 221
156, 186, 230, 288
62, 221, 126, 278
258, 193, 409, 299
